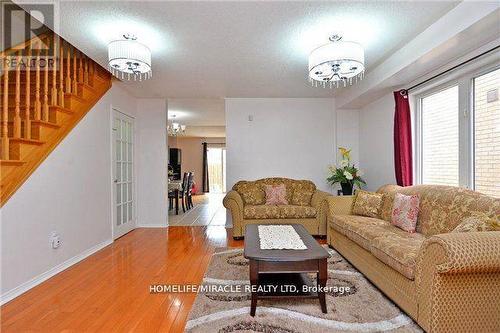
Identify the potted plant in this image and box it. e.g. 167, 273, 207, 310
327, 147, 366, 195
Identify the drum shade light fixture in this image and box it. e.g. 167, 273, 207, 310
308, 34, 364, 88
108, 34, 152, 81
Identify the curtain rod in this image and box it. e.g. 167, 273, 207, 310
405, 45, 500, 93
202, 142, 225, 145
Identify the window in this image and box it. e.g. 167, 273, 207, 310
415, 66, 499, 197
421, 86, 459, 186
474, 68, 500, 197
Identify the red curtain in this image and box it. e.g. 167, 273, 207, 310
393, 90, 413, 186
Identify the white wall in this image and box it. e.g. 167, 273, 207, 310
225, 98, 336, 192
136, 99, 168, 227
359, 93, 397, 191
0, 84, 168, 303
336, 109, 360, 167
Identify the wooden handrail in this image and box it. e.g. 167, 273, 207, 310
0, 29, 109, 162
1, 28, 113, 206
0, 33, 49, 58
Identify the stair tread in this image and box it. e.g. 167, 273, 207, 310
8, 105, 77, 113
64, 92, 86, 102
0, 160, 25, 166
31, 120, 61, 127
1, 34, 112, 207
9, 138, 45, 145
79, 82, 97, 92
7, 119, 60, 127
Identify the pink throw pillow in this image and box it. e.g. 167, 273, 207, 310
264, 184, 288, 205
391, 193, 420, 233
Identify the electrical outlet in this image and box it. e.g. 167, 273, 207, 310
50, 232, 61, 249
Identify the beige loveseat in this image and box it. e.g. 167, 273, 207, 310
327, 184, 500, 333
223, 177, 331, 239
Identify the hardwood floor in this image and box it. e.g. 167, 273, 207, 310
0, 226, 243, 333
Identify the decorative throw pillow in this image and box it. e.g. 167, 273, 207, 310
264, 184, 288, 205
236, 182, 266, 205
452, 213, 500, 233
352, 190, 383, 218
391, 193, 420, 233
291, 189, 314, 206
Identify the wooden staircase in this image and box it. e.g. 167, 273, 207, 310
1, 32, 112, 206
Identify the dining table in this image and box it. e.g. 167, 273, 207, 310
168, 180, 183, 215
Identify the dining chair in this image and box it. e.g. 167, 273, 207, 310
186, 172, 194, 209
180, 172, 189, 213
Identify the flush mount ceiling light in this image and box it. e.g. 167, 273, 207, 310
108, 34, 152, 81
308, 34, 364, 88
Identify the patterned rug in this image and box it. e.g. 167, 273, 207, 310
185, 246, 422, 333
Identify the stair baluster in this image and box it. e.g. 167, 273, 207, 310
34, 41, 41, 121
65, 43, 71, 93
25, 41, 31, 139
2, 58, 10, 159
42, 39, 49, 122
89, 60, 95, 86
72, 47, 77, 94
12, 51, 22, 139
51, 35, 57, 106
58, 37, 64, 107
78, 50, 84, 84
1, 31, 112, 205
84, 55, 89, 85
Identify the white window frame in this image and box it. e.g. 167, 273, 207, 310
413, 62, 499, 190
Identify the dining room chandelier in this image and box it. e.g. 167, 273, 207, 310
308, 34, 364, 88
167, 115, 186, 136
108, 34, 152, 81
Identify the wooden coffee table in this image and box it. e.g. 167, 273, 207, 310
243, 224, 330, 316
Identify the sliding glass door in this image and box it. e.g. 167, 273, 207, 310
207, 147, 226, 193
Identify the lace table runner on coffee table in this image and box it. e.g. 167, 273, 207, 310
258, 225, 307, 250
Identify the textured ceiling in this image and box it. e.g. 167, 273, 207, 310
53, 1, 458, 99
168, 99, 225, 126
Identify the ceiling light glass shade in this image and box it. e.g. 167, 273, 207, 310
308, 38, 364, 88
108, 37, 152, 81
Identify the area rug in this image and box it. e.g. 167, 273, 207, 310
185, 246, 422, 332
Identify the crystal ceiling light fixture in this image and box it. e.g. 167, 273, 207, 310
167, 115, 186, 136
108, 33, 152, 81
308, 34, 364, 88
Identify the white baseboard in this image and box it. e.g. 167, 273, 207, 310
0, 239, 113, 305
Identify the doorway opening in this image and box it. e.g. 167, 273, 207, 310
167, 98, 227, 226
